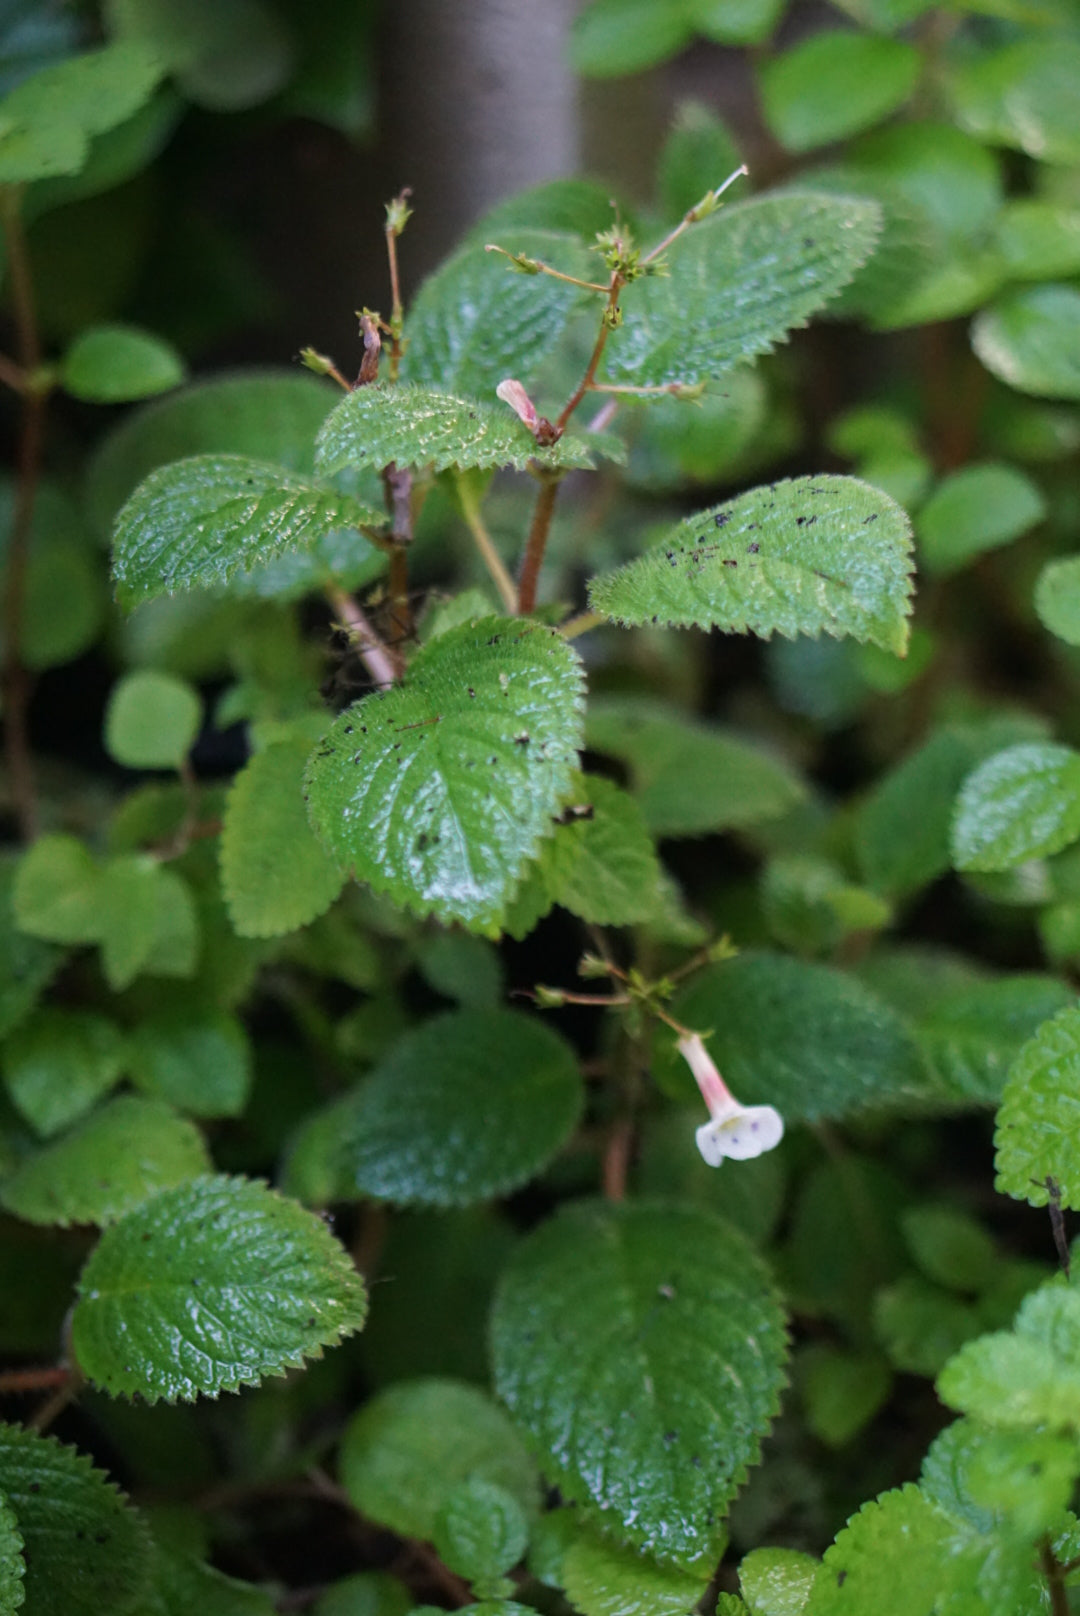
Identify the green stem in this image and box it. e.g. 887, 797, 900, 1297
455, 474, 517, 611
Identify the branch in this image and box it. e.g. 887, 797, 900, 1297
517, 473, 561, 616
325, 586, 402, 686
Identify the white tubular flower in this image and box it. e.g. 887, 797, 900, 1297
677, 1032, 784, 1168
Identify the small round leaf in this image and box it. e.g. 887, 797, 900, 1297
105, 670, 202, 770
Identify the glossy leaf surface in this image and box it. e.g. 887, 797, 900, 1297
492, 1200, 787, 1563
951, 742, 1080, 871
322, 1008, 582, 1206
304, 617, 585, 928
0, 1096, 210, 1226
600, 193, 881, 387
72, 1174, 368, 1400
111, 454, 384, 608
589, 477, 913, 655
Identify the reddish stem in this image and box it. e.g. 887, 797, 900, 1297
517, 476, 560, 616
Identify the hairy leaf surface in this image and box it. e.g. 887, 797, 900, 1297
111, 454, 383, 608
72, 1174, 367, 1400
995, 1006, 1080, 1209
315, 384, 618, 478
304, 617, 585, 927
600, 193, 881, 387
0, 1424, 151, 1616
0, 1495, 23, 1616
585, 698, 804, 838
221, 735, 345, 937
491, 1200, 787, 1564
402, 231, 594, 398
326, 1008, 582, 1206
951, 742, 1080, 871
0, 1096, 210, 1226
589, 477, 913, 654
665, 952, 924, 1122
937, 1283, 1080, 1433
561, 1528, 710, 1616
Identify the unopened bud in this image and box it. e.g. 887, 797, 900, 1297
534, 985, 567, 1009
578, 953, 610, 980
497, 378, 539, 432
385, 188, 413, 236
300, 347, 336, 376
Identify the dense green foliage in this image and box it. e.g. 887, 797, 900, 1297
2, 1, 1080, 1613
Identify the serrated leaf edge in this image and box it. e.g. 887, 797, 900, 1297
73, 1172, 368, 1404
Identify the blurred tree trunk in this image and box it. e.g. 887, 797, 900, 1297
381, 0, 580, 287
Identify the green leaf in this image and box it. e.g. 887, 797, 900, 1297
600, 193, 881, 388
807, 1485, 983, 1616
796, 1345, 891, 1448
433, 1480, 529, 1585
304, 617, 585, 929
111, 453, 383, 609
128, 1008, 252, 1118
85, 369, 338, 538
947, 36, 1080, 166
1, 1008, 126, 1137
585, 698, 805, 838
973, 285, 1080, 401
994, 201, 1080, 282
995, 1006, 1080, 1210
149, 1548, 276, 1616
663, 951, 924, 1122
491, 1199, 787, 1564
689, 0, 785, 48
740, 1547, 817, 1615
845, 122, 1002, 246
951, 742, 1080, 871
761, 855, 890, 955
855, 718, 1046, 899
874, 1276, 983, 1377
0, 1424, 152, 1616
658, 102, 742, 224
569, 0, 691, 77
1035, 556, 1080, 647
402, 232, 593, 400
105, 0, 293, 112
0, 39, 164, 183
314, 384, 616, 480
220, 735, 345, 938
939, 1421, 1080, 1542
467, 180, 623, 247
902, 1204, 997, 1292
61, 322, 185, 403
317, 1008, 583, 1207
72, 1173, 367, 1400
12, 834, 100, 944
0, 861, 60, 1041
414, 932, 504, 1009
0, 1493, 24, 1616
539, 774, 662, 926
105, 669, 202, 769
1, 478, 108, 671
312, 1573, 414, 1616
0, 1095, 211, 1227
97, 857, 198, 991
339, 1378, 541, 1541
909, 971, 1074, 1106
759, 32, 919, 154
588, 476, 914, 655
916, 462, 1045, 577
560, 1527, 711, 1616
936, 1282, 1080, 1432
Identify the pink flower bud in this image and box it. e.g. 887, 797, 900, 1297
496, 378, 539, 432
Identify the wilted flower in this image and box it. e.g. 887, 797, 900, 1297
676, 1032, 784, 1167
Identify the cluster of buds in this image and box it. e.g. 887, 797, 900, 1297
677, 1032, 783, 1167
